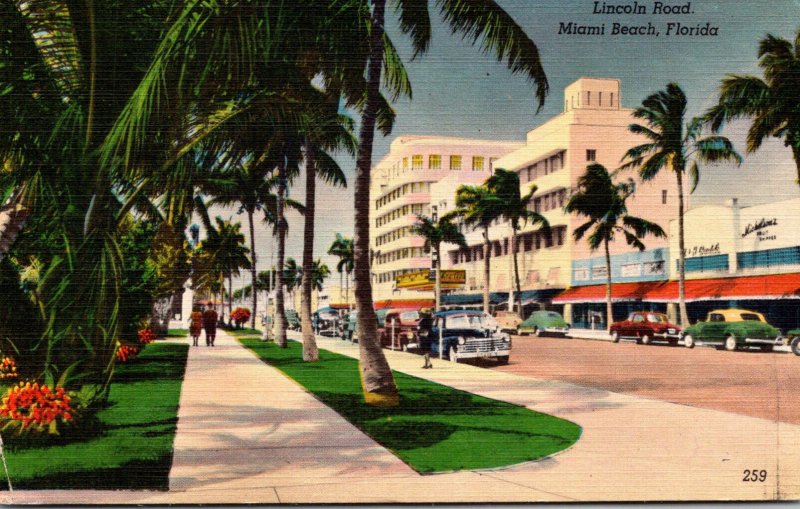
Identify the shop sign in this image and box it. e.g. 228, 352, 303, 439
741, 217, 778, 241
682, 243, 720, 257
591, 265, 608, 279
396, 269, 466, 289
620, 263, 642, 277
574, 268, 589, 281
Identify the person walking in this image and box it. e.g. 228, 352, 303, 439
203, 306, 219, 347
188, 306, 203, 346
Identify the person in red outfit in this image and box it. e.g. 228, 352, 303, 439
188, 306, 203, 346
202, 306, 218, 346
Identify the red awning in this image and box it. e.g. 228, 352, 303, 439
644, 273, 800, 302
553, 281, 663, 304
374, 298, 435, 310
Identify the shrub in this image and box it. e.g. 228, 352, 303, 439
230, 307, 251, 328
137, 328, 156, 344
116, 345, 140, 363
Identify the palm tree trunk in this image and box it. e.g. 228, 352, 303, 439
482, 227, 491, 314
512, 228, 522, 316
301, 143, 319, 361
604, 237, 613, 332
352, 0, 398, 407
676, 169, 689, 327
248, 210, 257, 330
275, 163, 288, 347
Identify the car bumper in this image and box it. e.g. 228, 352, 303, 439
456, 348, 511, 360
653, 332, 681, 340
545, 327, 570, 334
744, 336, 784, 346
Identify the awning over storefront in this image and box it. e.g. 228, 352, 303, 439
553, 281, 663, 304
374, 298, 435, 310
441, 292, 508, 306
644, 273, 800, 302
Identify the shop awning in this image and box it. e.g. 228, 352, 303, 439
553, 281, 663, 304
644, 273, 800, 302
374, 298, 435, 310
441, 292, 508, 306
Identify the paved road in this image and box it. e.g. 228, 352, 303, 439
493, 334, 800, 424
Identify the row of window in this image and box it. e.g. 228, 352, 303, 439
386, 154, 496, 177
573, 260, 666, 282
448, 226, 568, 265
375, 203, 426, 228
375, 246, 428, 266
566, 91, 616, 111
375, 181, 432, 210
375, 226, 413, 247
738, 246, 800, 269
530, 188, 568, 214
519, 151, 566, 184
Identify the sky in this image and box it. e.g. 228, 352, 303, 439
212, 0, 800, 293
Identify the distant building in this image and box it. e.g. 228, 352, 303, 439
370, 135, 524, 305
445, 78, 679, 326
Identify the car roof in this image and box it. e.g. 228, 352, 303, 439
435, 309, 483, 317
709, 308, 762, 316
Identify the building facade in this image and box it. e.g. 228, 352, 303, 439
444, 77, 679, 320
370, 135, 524, 304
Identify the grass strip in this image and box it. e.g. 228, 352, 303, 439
227, 328, 261, 336
165, 328, 188, 338
240, 338, 581, 473
2, 343, 189, 490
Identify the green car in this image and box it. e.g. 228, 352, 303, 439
784, 329, 800, 356
518, 310, 570, 337
681, 309, 783, 352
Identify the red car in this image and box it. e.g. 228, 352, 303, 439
378, 309, 423, 351
610, 312, 681, 346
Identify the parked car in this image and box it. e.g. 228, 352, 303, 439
610, 311, 681, 345
378, 309, 422, 351
519, 310, 570, 337
493, 310, 522, 334
285, 309, 301, 331
420, 310, 511, 364
312, 307, 341, 337
681, 309, 783, 351
786, 329, 800, 356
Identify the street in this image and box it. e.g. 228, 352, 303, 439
493, 335, 799, 424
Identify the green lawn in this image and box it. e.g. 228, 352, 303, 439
165, 328, 188, 337
1, 343, 189, 490
227, 327, 261, 336
240, 338, 581, 473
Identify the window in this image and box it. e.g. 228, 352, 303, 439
429, 154, 441, 170
662, 190, 667, 204
412, 154, 423, 170
450, 155, 462, 171
586, 149, 596, 162
587, 91, 591, 106
598, 91, 603, 105
610, 92, 614, 107
402, 157, 408, 170
472, 156, 485, 171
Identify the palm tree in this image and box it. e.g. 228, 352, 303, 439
565, 164, 666, 331
284, 257, 302, 310
350, 0, 549, 406
328, 233, 355, 303
311, 259, 331, 294
621, 83, 742, 326
299, 97, 354, 362
453, 185, 503, 313
410, 214, 468, 311
484, 169, 549, 314
706, 29, 800, 182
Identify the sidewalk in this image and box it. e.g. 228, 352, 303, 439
6, 329, 799, 503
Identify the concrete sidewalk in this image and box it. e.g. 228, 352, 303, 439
6, 328, 799, 504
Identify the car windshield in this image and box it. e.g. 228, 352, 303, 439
646, 314, 667, 323
445, 314, 483, 329
400, 311, 419, 321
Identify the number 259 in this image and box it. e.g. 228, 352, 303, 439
742, 469, 767, 482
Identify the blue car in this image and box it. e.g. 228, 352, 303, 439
420, 310, 512, 364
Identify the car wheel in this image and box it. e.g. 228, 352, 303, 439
792, 336, 800, 356
724, 335, 737, 351
448, 346, 460, 363
534, 327, 542, 337
611, 331, 620, 343
497, 355, 509, 365
640, 334, 651, 346
684, 334, 695, 349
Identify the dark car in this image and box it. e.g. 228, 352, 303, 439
420, 310, 511, 364
610, 312, 681, 345
312, 307, 341, 336
378, 309, 422, 351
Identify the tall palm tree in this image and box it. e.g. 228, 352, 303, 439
453, 185, 503, 313
299, 96, 354, 362
621, 83, 742, 326
328, 233, 355, 303
311, 259, 331, 294
352, 0, 548, 405
706, 29, 800, 182
410, 214, 468, 311
565, 164, 666, 331
484, 169, 549, 314
284, 257, 302, 310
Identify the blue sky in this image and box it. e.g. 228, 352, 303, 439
218, 1, 800, 291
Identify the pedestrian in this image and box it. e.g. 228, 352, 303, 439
203, 306, 218, 346
188, 305, 203, 346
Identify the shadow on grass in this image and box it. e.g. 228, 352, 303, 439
7, 457, 173, 491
